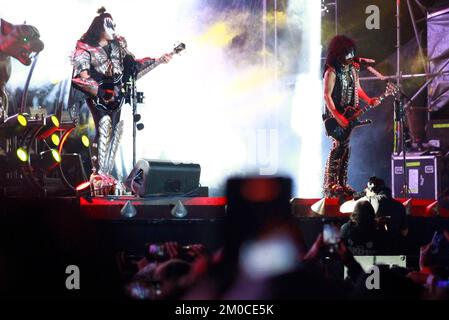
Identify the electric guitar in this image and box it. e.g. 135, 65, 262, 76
95, 42, 186, 112
324, 81, 399, 141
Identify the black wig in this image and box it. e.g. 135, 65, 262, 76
325, 35, 356, 71
80, 7, 113, 46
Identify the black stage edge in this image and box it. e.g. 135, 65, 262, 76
1, 195, 449, 299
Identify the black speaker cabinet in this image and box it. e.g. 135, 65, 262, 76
125, 159, 201, 197
392, 155, 449, 199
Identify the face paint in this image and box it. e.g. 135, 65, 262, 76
345, 49, 355, 61
103, 17, 116, 41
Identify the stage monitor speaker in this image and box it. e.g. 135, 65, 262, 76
125, 159, 201, 197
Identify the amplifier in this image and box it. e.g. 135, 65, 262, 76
391, 155, 449, 199
125, 159, 202, 197
426, 119, 449, 152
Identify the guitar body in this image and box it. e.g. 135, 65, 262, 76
324, 115, 372, 141
324, 105, 363, 141
324, 117, 352, 141
95, 75, 125, 112
323, 82, 399, 141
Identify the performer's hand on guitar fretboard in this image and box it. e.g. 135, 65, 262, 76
369, 97, 381, 107
370, 82, 400, 108
158, 53, 173, 64
135, 42, 185, 80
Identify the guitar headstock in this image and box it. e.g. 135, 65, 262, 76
385, 81, 400, 98
173, 43, 186, 55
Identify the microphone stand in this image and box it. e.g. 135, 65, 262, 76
131, 75, 137, 168
124, 58, 146, 169
362, 61, 411, 198
124, 69, 138, 168
394, 91, 409, 198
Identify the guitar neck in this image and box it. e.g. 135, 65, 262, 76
358, 104, 372, 116
134, 43, 185, 81
136, 59, 164, 81
358, 91, 388, 116
355, 65, 397, 118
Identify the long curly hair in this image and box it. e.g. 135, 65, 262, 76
350, 200, 375, 229
80, 7, 113, 46
325, 35, 356, 70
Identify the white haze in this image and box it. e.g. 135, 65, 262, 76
2, 0, 323, 197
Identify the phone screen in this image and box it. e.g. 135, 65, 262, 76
240, 236, 297, 278
323, 224, 340, 245
431, 231, 444, 254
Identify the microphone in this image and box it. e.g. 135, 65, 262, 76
353, 57, 376, 64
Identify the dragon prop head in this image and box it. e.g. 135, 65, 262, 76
0, 18, 44, 66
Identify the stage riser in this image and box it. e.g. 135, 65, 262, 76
2, 196, 449, 260
82, 205, 226, 221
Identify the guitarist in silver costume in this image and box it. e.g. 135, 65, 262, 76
71, 7, 172, 194
322, 35, 380, 198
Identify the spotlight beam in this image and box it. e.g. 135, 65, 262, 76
290, 0, 323, 198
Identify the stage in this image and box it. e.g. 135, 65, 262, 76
2, 195, 448, 256
1, 193, 449, 298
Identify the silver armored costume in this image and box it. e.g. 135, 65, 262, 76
71, 35, 155, 194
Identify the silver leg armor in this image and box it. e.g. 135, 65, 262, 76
105, 120, 124, 176
97, 115, 112, 175
90, 116, 125, 195
0, 88, 8, 120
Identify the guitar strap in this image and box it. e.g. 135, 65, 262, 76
352, 64, 360, 109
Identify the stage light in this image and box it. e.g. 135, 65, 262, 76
426, 201, 439, 216
50, 133, 60, 147
0, 113, 28, 137
81, 135, 90, 148
16, 147, 28, 162
37, 115, 60, 139
311, 198, 326, 215
121, 200, 137, 218
403, 198, 412, 215
290, 1, 323, 197
51, 149, 61, 163
38, 148, 61, 171
0, 147, 28, 169
50, 115, 59, 127
171, 200, 188, 218
75, 181, 91, 192
310, 197, 341, 216
17, 114, 27, 126
62, 135, 91, 153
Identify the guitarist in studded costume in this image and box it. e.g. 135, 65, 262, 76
322, 35, 380, 198
71, 7, 172, 194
